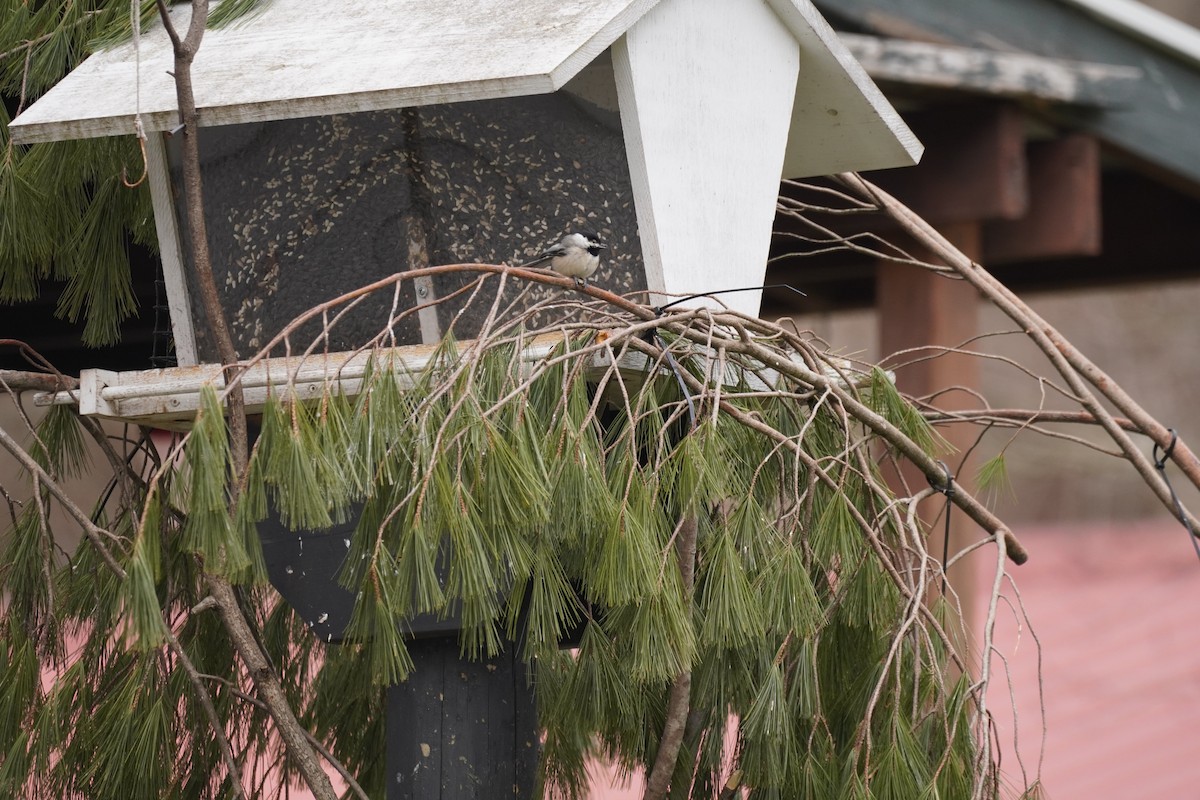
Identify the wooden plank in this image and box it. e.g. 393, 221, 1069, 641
35, 331, 878, 429
12, 0, 924, 189
841, 33, 1142, 106
985, 135, 1102, 263
9, 0, 658, 144
766, 0, 924, 178
145, 133, 199, 365
987, 171, 1200, 290
613, 0, 801, 317
388, 640, 447, 799
386, 639, 537, 800
816, 0, 1200, 192
865, 102, 1028, 222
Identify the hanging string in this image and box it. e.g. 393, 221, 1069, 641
655, 283, 806, 314
929, 460, 954, 597
121, 0, 149, 188
1152, 429, 1200, 563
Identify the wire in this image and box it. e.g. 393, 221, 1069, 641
928, 460, 954, 597
655, 283, 806, 314
1152, 429, 1200, 564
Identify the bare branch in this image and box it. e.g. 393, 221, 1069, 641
838, 171, 1200, 535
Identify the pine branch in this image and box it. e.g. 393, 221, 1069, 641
153, 3, 337, 797
163, 628, 248, 800
624, 314, 1029, 565
717, 769, 744, 799
200, 676, 371, 800
921, 408, 1138, 432
0, 423, 127, 578
0, 11, 104, 63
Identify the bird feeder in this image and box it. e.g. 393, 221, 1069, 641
13, 0, 921, 796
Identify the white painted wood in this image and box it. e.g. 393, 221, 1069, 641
57, 335, 570, 427
11, 0, 922, 191
39, 337, 878, 428
78, 369, 121, 417
841, 33, 1143, 105
10, 0, 662, 144
614, 0, 801, 317
145, 133, 200, 366
765, 0, 923, 178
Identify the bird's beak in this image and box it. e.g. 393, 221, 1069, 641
597, 242, 609, 250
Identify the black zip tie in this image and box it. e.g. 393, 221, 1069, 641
1152, 429, 1200, 563
928, 461, 954, 598
655, 283, 806, 315
642, 329, 697, 431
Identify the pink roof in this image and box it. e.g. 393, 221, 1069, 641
985, 518, 1200, 797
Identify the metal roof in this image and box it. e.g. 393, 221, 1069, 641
816, 0, 1200, 190
1057, 0, 1200, 69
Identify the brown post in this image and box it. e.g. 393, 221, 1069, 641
877, 222, 983, 652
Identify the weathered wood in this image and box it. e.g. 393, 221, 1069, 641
613, 0, 801, 317
985, 134, 1102, 263
9, 0, 658, 143
1057, 0, 1200, 71
866, 103, 1028, 223
841, 33, 1142, 105
146, 133, 199, 366
11, 0, 924, 194
37, 332, 841, 429
42, 334, 571, 428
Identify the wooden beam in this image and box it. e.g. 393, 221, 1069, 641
772, 167, 1200, 311
146, 134, 199, 366
841, 33, 1142, 106
864, 102, 1028, 223
985, 134, 1102, 263
877, 222, 983, 638
35, 331, 870, 429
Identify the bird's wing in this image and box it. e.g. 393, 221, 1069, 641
516, 254, 552, 269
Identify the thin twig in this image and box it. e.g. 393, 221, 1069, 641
163, 628, 248, 800
643, 515, 698, 800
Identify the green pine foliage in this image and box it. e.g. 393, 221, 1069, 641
0, 0, 268, 345
0, 311, 1009, 798
0, 18, 1011, 774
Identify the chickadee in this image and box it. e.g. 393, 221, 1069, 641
520, 230, 608, 287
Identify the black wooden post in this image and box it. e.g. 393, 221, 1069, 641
259, 512, 540, 799
387, 639, 539, 799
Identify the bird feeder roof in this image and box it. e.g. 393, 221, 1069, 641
10, 0, 920, 174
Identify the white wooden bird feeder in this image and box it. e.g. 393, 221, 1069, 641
13, 0, 922, 424
12, 5, 923, 790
